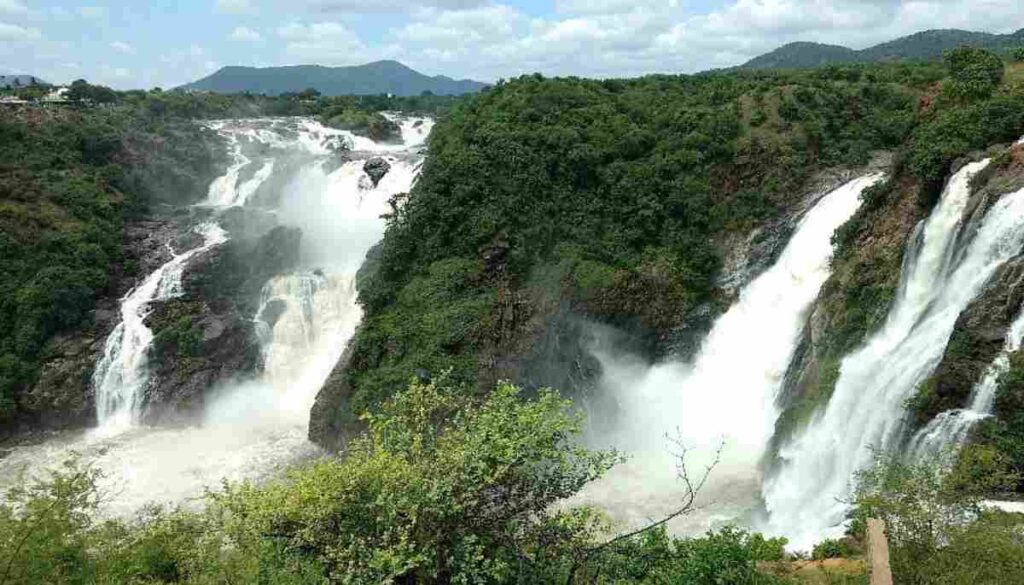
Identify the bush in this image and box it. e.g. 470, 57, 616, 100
849, 449, 1023, 584
943, 46, 1005, 101
812, 538, 858, 560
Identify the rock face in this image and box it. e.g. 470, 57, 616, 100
908, 145, 1024, 425
142, 298, 260, 424
13, 217, 179, 438
308, 337, 362, 452
363, 157, 391, 187
141, 225, 303, 424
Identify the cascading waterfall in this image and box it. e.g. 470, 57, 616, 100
93, 223, 227, 431
909, 305, 1024, 460
577, 175, 881, 533
0, 114, 430, 517
763, 161, 1024, 549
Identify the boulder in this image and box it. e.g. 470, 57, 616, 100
363, 157, 391, 188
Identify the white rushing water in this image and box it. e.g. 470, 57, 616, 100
908, 289, 1024, 460
576, 175, 881, 534
93, 223, 227, 431
0, 115, 430, 516
764, 161, 1024, 549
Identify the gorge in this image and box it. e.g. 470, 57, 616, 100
0, 114, 432, 516
4, 51, 1024, 582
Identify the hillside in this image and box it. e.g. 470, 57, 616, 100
0, 74, 49, 88
180, 60, 487, 96
742, 28, 1024, 69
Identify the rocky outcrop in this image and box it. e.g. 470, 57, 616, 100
910, 259, 1024, 425
141, 225, 302, 424
363, 157, 391, 187
12, 217, 179, 438
907, 144, 1024, 425
142, 298, 260, 424
308, 337, 362, 451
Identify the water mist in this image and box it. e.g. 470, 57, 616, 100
574, 175, 882, 535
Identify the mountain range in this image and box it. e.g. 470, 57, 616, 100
180, 60, 487, 96
741, 28, 1024, 69
0, 74, 49, 88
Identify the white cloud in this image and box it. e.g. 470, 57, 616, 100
215, 0, 254, 14
231, 26, 262, 41
0, 0, 27, 16
110, 41, 134, 54
361, 0, 1024, 81
278, 21, 373, 64
555, 0, 679, 15
0, 21, 40, 41
304, 0, 486, 13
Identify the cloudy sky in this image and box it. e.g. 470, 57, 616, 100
3, 0, 1024, 89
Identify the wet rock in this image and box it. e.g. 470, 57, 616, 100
142, 299, 260, 425
363, 157, 391, 188
309, 336, 363, 452
19, 335, 99, 430
258, 299, 288, 331
914, 258, 1024, 424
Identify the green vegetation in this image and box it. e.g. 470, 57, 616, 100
848, 449, 1024, 584
977, 350, 1024, 491
742, 28, 1024, 70
770, 48, 1024, 445
317, 106, 401, 142
0, 108, 128, 424
942, 46, 1005, 100
0, 379, 809, 584
340, 62, 948, 418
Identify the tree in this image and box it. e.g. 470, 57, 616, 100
1013, 47, 1024, 62
943, 46, 1005, 100
215, 378, 619, 583
298, 87, 321, 100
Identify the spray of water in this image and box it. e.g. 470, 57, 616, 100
763, 163, 1024, 549
574, 175, 881, 534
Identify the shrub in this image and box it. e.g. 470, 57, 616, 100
943, 46, 1005, 101
849, 449, 1022, 584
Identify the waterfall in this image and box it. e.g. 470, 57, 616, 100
0, 114, 432, 517
908, 290, 1024, 460
93, 223, 227, 430
763, 161, 1024, 549
576, 175, 881, 533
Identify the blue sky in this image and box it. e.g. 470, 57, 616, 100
3, 0, 1024, 89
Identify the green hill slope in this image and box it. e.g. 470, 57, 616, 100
180, 60, 487, 96
743, 28, 1024, 69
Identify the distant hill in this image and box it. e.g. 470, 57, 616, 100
0, 74, 49, 88
741, 28, 1024, 70
180, 60, 487, 96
